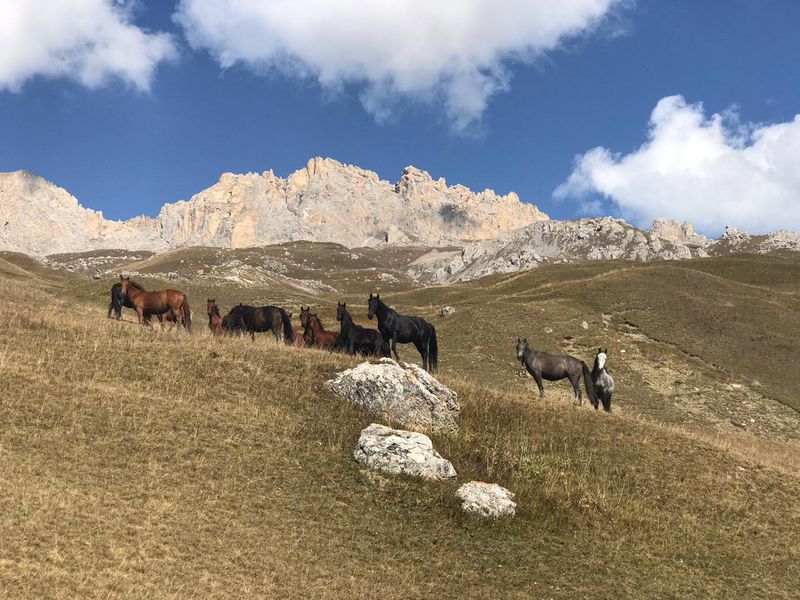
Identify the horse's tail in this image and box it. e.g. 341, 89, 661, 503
582, 362, 597, 408
182, 297, 192, 332
279, 308, 294, 344
428, 324, 438, 372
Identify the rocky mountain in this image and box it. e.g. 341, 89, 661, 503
0, 158, 548, 256
408, 217, 800, 283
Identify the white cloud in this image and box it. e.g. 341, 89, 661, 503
555, 95, 800, 235
174, 0, 622, 131
0, 0, 177, 91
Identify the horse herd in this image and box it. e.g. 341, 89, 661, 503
109, 275, 613, 411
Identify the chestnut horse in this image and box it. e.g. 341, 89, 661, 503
118, 276, 192, 331
303, 313, 339, 350
207, 299, 223, 336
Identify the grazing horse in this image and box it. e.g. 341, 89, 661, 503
591, 348, 615, 412
207, 299, 224, 336
336, 302, 389, 357
303, 314, 339, 350
107, 282, 135, 319
222, 303, 294, 343
367, 293, 438, 371
516, 338, 596, 407
119, 276, 192, 331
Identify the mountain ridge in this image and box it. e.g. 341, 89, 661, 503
0, 158, 548, 256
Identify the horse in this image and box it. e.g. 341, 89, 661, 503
222, 303, 293, 343
367, 293, 438, 371
118, 276, 192, 331
336, 302, 389, 357
207, 299, 224, 336
591, 348, 615, 412
303, 314, 340, 350
107, 282, 135, 319
516, 338, 596, 407
299, 306, 312, 329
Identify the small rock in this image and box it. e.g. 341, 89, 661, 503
167, 272, 179, 281
456, 482, 516, 518
353, 424, 456, 480
580, 321, 589, 330
544, 327, 553, 334
440, 306, 455, 317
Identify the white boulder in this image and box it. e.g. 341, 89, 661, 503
327, 359, 460, 433
353, 424, 457, 480
456, 482, 517, 518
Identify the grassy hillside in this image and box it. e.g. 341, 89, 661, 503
1, 251, 799, 598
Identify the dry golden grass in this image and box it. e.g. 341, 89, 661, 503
1, 267, 799, 599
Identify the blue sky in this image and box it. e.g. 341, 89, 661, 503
1, 1, 799, 234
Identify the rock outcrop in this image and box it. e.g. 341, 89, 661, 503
327, 359, 460, 434
456, 482, 517, 518
0, 158, 548, 256
408, 217, 697, 283
353, 423, 457, 480
408, 217, 800, 283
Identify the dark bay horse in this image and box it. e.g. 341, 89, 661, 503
207, 299, 224, 336
591, 348, 615, 412
303, 313, 339, 350
222, 303, 294, 343
119, 276, 192, 331
367, 293, 438, 371
516, 338, 596, 407
336, 302, 389, 357
107, 282, 134, 319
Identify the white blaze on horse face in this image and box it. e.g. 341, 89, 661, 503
597, 352, 607, 370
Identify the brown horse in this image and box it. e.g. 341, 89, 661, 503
207, 299, 223, 336
119, 276, 192, 331
303, 314, 339, 350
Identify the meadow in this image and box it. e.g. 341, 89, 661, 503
0, 249, 798, 598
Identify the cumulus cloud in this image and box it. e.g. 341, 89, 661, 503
0, 0, 177, 91
555, 95, 800, 234
174, 0, 622, 131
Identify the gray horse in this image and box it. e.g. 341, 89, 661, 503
591, 348, 615, 412
516, 338, 597, 406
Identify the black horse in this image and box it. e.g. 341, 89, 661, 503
222, 303, 294, 343
516, 338, 597, 407
591, 348, 615, 412
336, 302, 389, 357
367, 293, 438, 371
107, 282, 134, 319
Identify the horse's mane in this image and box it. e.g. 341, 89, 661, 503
210, 305, 221, 317
127, 280, 146, 291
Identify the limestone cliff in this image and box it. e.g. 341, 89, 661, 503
0, 158, 548, 256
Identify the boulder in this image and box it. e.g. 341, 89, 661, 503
353, 423, 457, 480
456, 482, 517, 518
440, 306, 455, 317
327, 358, 460, 433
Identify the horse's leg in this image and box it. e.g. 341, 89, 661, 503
136, 306, 145, 326
571, 374, 582, 406
412, 339, 427, 370
532, 371, 545, 399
